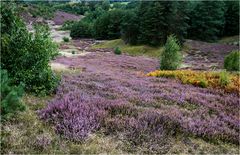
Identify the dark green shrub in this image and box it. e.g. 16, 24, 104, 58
160, 35, 182, 70
82, 7, 106, 23
224, 51, 240, 71
114, 47, 122, 55
61, 21, 75, 30
0, 69, 25, 119
70, 21, 93, 38
63, 37, 70, 42
1, 4, 59, 95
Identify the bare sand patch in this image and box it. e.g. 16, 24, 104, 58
59, 51, 90, 57
50, 62, 69, 72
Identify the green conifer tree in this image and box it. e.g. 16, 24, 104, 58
188, 1, 225, 41
224, 1, 239, 36
138, 1, 165, 46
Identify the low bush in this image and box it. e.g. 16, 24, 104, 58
160, 35, 182, 70
224, 50, 240, 71
114, 47, 121, 55
1, 4, 59, 95
1, 69, 25, 119
63, 37, 70, 42
219, 70, 230, 87
147, 70, 240, 93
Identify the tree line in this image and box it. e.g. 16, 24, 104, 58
70, 1, 239, 46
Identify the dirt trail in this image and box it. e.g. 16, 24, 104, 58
183, 40, 239, 70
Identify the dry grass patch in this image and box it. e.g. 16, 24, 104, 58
92, 39, 162, 58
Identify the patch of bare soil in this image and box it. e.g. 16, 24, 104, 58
183, 40, 239, 70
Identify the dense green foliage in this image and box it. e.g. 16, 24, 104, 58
69, 1, 239, 45
224, 51, 240, 71
188, 1, 225, 42
114, 47, 122, 55
60, 21, 75, 30
29, 3, 55, 19
223, 1, 239, 36
53, 2, 89, 15
70, 21, 93, 38
69, 1, 189, 46
0, 69, 25, 119
137, 1, 189, 46
63, 36, 70, 42
71, 1, 189, 46
94, 9, 125, 39
1, 4, 59, 95
120, 11, 139, 45
71, 9, 125, 39
137, 2, 165, 46
52, 1, 110, 15
160, 35, 182, 70
83, 7, 106, 23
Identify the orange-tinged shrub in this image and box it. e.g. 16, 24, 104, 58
147, 70, 240, 94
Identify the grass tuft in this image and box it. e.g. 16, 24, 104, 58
92, 39, 162, 58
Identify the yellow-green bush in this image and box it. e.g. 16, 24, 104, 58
147, 70, 240, 94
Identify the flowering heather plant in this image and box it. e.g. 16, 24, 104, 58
40, 91, 107, 141
147, 70, 240, 94
40, 52, 239, 152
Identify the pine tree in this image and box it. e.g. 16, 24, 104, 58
121, 10, 139, 45
93, 9, 125, 39
0, 69, 25, 119
164, 1, 189, 44
93, 12, 110, 39
188, 1, 225, 42
123, 1, 189, 46
224, 1, 239, 36
107, 10, 125, 39
160, 35, 182, 70
138, 1, 165, 46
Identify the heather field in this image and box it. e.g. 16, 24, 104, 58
3, 37, 239, 153
36, 40, 239, 153
1, 1, 240, 154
